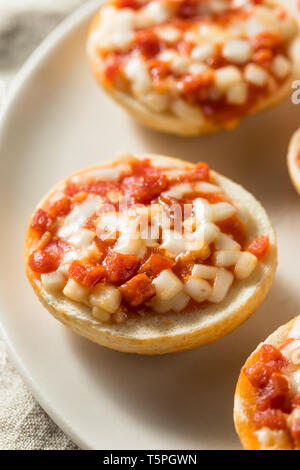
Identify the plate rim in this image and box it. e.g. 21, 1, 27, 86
0, 0, 104, 450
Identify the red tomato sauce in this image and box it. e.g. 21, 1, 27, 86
243, 343, 300, 446
99, 1, 290, 126
28, 159, 268, 317
247, 235, 269, 259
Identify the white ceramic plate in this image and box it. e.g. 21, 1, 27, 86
1, 0, 300, 450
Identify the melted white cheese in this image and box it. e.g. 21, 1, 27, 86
289, 317, 300, 339
124, 57, 152, 95
74, 166, 123, 183
57, 196, 103, 239
89, 0, 296, 120
255, 428, 288, 450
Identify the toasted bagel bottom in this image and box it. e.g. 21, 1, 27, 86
234, 316, 299, 450
25, 153, 277, 354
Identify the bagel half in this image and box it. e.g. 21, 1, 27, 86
234, 315, 300, 450
25, 153, 277, 354
287, 127, 300, 196
87, 0, 300, 136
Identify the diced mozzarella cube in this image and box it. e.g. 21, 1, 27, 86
140, 1, 173, 26
163, 182, 193, 199
215, 66, 243, 92
41, 271, 66, 292
213, 250, 240, 267
255, 428, 287, 450
194, 182, 221, 194
114, 233, 145, 258
194, 198, 213, 222
223, 40, 252, 64
97, 213, 124, 240
112, 10, 135, 50
90, 284, 121, 314
158, 49, 177, 62
244, 63, 268, 86
185, 239, 210, 259
63, 279, 90, 303
184, 29, 199, 44
92, 306, 111, 322
198, 24, 227, 43
188, 63, 208, 76
156, 26, 181, 43
203, 222, 220, 243
290, 369, 300, 395
152, 269, 183, 300
85, 167, 122, 181
208, 268, 233, 303
124, 57, 152, 94
226, 82, 248, 105
140, 92, 169, 112
254, 6, 297, 41
112, 310, 127, 323
150, 291, 190, 313
232, 0, 247, 8
193, 222, 220, 244
236, 206, 250, 225
94, 7, 135, 52
234, 251, 257, 279
60, 250, 80, 274
171, 291, 190, 312
160, 50, 190, 74
278, 15, 298, 41
171, 99, 204, 124
272, 55, 291, 79
68, 229, 95, 249
191, 43, 215, 61
244, 16, 266, 37
85, 243, 102, 261
184, 277, 212, 302
72, 167, 124, 184
215, 233, 241, 251
192, 264, 218, 280
170, 55, 191, 75
163, 168, 187, 177
211, 202, 236, 222
161, 230, 186, 257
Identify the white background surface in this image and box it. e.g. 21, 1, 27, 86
0, 0, 85, 450
0, 0, 300, 450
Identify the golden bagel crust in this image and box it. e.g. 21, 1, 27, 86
287, 127, 300, 196
234, 316, 300, 450
25, 154, 277, 355
87, 3, 300, 137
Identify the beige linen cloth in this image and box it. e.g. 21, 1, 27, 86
0, 0, 89, 450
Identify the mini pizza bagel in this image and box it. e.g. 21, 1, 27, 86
87, 0, 300, 136
234, 315, 300, 450
25, 153, 277, 354
287, 127, 300, 196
